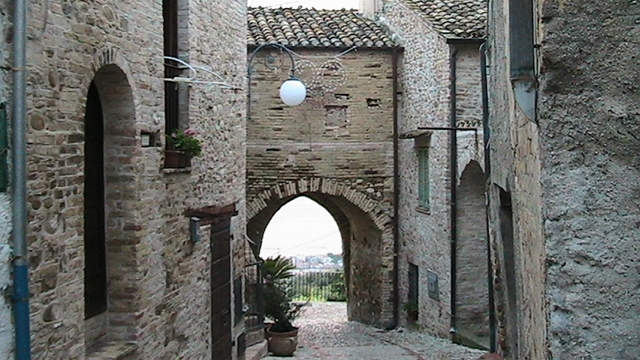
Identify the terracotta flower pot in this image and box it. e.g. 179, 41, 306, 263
164, 150, 191, 168
266, 327, 299, 356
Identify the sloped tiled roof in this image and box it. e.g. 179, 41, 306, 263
248, 7, 397, 48
404, 0, 486, 39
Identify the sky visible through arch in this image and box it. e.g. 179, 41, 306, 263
261, 196, 342, 258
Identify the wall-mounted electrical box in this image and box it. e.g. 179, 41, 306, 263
190, 217, 202, 243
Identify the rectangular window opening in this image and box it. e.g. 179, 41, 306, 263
417, 145, 430, 210
164, 0, 180, 136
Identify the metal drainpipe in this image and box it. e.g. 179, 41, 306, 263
480, 42, 497, 353
12, 0, 32, 359
449, 45, 459, 336
390, 46, 400, 329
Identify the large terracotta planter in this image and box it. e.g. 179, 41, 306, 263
164, 150, 191, 168
266, 327, 299, 356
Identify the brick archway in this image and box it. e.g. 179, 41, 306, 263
247, 177, 394, 326
455, 160, 489, 347
83, 58, 144, 348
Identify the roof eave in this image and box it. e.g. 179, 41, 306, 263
247, 44, 404, 52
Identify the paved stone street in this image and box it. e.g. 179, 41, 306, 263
263, 302, 484, 360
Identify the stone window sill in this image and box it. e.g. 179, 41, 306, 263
162, 167, 192, 174
415, 206, 431, 215
86, 341, 138, 360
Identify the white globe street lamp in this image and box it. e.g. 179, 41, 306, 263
279, 77, 306, 106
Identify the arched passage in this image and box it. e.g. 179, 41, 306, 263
261, 196, 342, 257
455, 160, 490, 347
247, 179, 392, 326
83, 63, 142, 348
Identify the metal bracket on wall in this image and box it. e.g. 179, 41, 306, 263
189, 217, 202, 243
511, 75, 537, 123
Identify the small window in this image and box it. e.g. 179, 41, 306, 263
163, 0, 180, 136
408, 263, 419, 305
418, 147, 430, 210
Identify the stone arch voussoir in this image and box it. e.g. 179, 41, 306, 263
247, 177, 390, 232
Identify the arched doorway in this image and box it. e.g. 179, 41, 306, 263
455, 160, 490, 348
261, 196, 341, 258
261, 196, 344, 306
83, 64, 140, 349
247, 189, 387, 326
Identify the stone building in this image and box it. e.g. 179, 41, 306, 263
246, 6, 399, 329
1, 0, 247, 359
372, 0, 489, 346
486, 0, 640, 359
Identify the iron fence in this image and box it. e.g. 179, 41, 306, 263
287, 271, 346, 302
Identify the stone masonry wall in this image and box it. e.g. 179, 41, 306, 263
489, 0, 640, 359
247, 48, 396, 327
486, 0, 547, 358
381, 2, 452, 337
15, 0, 246, 359
539, 0, 640, 358
0, 1, 14, 358
380, 3, 485, 338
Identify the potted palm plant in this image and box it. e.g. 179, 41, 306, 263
263, 256, 306, 356
164, 128, 202, 168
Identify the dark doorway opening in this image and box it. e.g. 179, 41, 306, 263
499, 188, 519, 358
84, 81, 107, 319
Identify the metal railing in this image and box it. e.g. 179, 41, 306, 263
288, 271, 346, 302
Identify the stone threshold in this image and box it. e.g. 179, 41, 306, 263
162, 167, 192, 174
245, 339, 268, 360
86, 341, 138, 360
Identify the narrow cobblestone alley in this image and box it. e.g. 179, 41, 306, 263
263, 302, 484, 360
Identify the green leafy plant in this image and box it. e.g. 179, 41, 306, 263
402, 301, 419, 321
327, 272, 347, 302
166, 128, 202, 157
263, 256, 307, 333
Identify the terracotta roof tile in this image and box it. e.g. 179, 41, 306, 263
404, 0, 487, 39
248, 7, 397, 48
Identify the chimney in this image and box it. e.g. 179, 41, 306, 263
360, 0, 382, 19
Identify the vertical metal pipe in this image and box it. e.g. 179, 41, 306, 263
390, 47, 400, 329
480, 42, 497, 353
12, 0, 32, 359
0, 104, 7, 192
449, 46, 459, 336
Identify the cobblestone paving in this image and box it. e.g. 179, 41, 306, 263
264, 302, 485, 360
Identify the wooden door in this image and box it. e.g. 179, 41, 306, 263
211, 220, 232, 360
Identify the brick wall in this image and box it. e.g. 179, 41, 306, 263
380, 3, 485, 338
246, 48, 396, 327
455, 161, 489, 343
10, 0, 247, 359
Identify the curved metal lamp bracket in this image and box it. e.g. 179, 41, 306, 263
248, 43, 298, 78
163, 56, 240, 89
